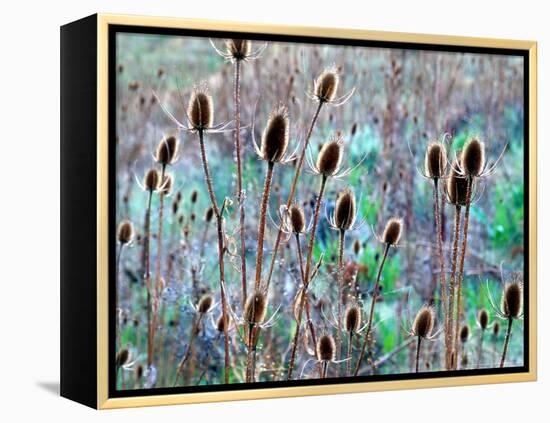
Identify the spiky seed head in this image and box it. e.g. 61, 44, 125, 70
334, 188, 356, 231
461, 138, 485, 177
353, 239, 361, 255
493, 321, 500, 337
316, 135, 343, 176
172, 200, 179, 215
160, 174, 173, 196
197, 294, 213, 314
244, 290, 268, 325
117, 220, 134, 244
446, 165, 469, 206
344, 305, 361, 333
215, 314, 226, 332
261, 105, 289, 163
154, 135, 179, 165
317, 334, 336, 362
115, 349, 129, 367
190, 190, 198, 203
144, 169, 161, 192
314, 67, 339, 103
425, 141, 446, 179
460, 324, 470, 343
288, 204, 306, 234
205, 207, 214, 222
187, 85, 214, 130
175, 191, 182, 203
225, 39, 251, 60
412, 306, 434, 338
502, 281, 522, 319
382, 217, 403, 246
478, 308, 489, 330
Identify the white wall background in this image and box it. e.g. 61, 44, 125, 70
0, 0, 546, 421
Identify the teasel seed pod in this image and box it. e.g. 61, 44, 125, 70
160, 174, 173, 196
117, 220, 134, 245
334, 188, 356, 231
154, 135, 179, 166
461, 138, 485, 177
144, 168, 161, 192
412, 306, 435, 338
215, 314, 226, 333
314, 67, 339, 103
260, 105, 290, 163
446, 163, 469, 206
205, 206, 214, 222
344, 304, 361, 333
187, 84, 214, 131
424, 141, 446, 179
244, 290, 268, 325
116, 348, 129, 368
353, 239, 361, 255
288, 204, 306, 234
493, 321, 500, 337
317, 334, 336, 362
198, 294, 213, 314
460, 324, 470, 343
382, 217, 403, 246
190, 190, 198, 203
172, 200, 179, 215
478, 308, 489, 330
226, 39, 251, 60
502, 281, 523, 319
316, 135, 344, 177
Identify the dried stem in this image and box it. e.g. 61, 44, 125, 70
336, 229, 346, 367
346, 332, 353, 376
500, 318, 513, 368
477, 329, 485, 368
415, 336, 422, 373
265, 101, 324, 291
174, 314, 203, 385
197, 129, 230, 384
254, 161, 275, 290
354, 243, 390, 376
447, 204, 462, 367
144, 191, 154, 367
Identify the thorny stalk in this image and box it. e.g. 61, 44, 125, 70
254, 161, 275, 290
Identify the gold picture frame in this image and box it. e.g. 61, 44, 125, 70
61, 13, 537, 409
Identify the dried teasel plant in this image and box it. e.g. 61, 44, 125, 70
406, 306, 440, 373
476, 308, 490, 368
300, 332, 349, 379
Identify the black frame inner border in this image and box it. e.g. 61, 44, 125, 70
108, 23, 530, 399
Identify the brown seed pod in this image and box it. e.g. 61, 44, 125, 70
334, 188, 356, 231
160, 174, 173, 196
478, 308, 489, 330
493, 321, 500, 337
144, 169, 160, 192
215, 314, 226, 333
244, 290, 268, 325
316, 135, 343, 176
344, 305, 361, 333
172, 200, 179, 215
190, 190, 198, 203
461, 138, 485, 177
316, 334, 336, 362
117, 220, 134, 244
225, 39, 251, 60
412, 306, 434, 338
502, 281, 522, 319
205, 207, 214, 222
460, 324, 470, 343
187, 85, 214, 130
424, 141, 446, 179
446, 164, 469, 206
197, 294, 213, 314
288, 204, 306, 234
314, 68, 339, 102
154, 135, 179, 166
116, 349, 129, 368
260, 105, 289, 163
353, 239, 361, 255
382, 217, 403, 246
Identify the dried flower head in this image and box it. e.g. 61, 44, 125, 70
461, 138, 485, 178
501, 281, 523, 319
460, 324, 470, 343
314, 68, 339, 103
160, 174, 173, 196
317, 333, 336, 362
412, 306, 435, 338
493, 321, 500, 337
382, 217, 403, 246
117, 220, 134, 245
478, 308, 489, 330
225, 39, 251, 60
215, 314, 226, 333
205, 207, 214, 222
424, 141, 446, 179
144, 169, 161, 192
244, 290, 268, 325
154, 135, 179, 166
334, 188, 357, 231
446, 164, 469, 206
191, 190, 198, 203
288, 204, 306, 234
344, 304, 361, 333
353, 239, 361, 255
187, 84, 214, 131
198, 294, 213, 314
316, 135, 344, 177
260, 105, 290, 163
116, 349, 129, 368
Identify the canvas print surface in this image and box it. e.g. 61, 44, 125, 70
113, 31, 526, 392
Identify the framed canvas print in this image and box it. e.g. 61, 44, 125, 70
60, 14, 537, 409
